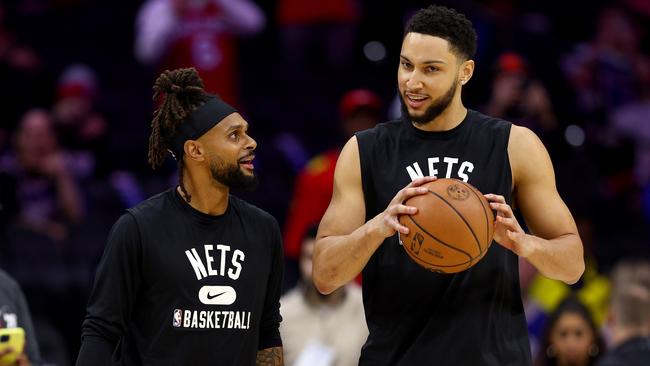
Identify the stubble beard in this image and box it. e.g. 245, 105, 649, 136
400, 77, 458, 125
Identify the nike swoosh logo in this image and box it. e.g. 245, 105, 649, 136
206, 291, 227, 300
198, 285, 236, 305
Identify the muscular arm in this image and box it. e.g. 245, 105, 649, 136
313, 137, 433, 294
256, 347, 283, 366
495, 126, 584, 284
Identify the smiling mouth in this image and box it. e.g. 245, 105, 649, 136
405, 93, 429, 102
404, 93, 429, 109
238, 155, 255, 169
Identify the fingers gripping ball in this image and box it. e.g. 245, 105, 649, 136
398, 179, 494, 273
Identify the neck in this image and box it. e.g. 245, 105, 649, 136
413, 97, 467, 132
179, 165, 229, 215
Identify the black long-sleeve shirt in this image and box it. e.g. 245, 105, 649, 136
77, 189, 283, 366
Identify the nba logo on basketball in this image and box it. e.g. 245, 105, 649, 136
172, 309, 182, 327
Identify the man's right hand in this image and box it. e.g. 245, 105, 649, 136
367, 176, 437, 239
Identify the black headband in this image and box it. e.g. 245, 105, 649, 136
168, 96, 237, 159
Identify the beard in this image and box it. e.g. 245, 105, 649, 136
209, 157, 258, 191
400, 77, 458, 125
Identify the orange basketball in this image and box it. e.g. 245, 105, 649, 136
398, 178, 494, 273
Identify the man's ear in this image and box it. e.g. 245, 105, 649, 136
459, 59, 475, 86
184, 140, 205, 162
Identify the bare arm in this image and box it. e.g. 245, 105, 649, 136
313, 137, 435, 294
256, 347, 283, 366
486, 126, 584, 284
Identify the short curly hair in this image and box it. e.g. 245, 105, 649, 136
405, 5, 477, 61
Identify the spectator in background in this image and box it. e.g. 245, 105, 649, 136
277, 0, 359, 70
535, 296, 605, 366
283, 89, 381, 273
561, 6, 650, 245
1, 109, 84, 243
0, 269, 42, 366
522, 214, 610, 360
280, 226, 367, 366
610, 58, 650, 223
52, 63, 108, 178
484, 51, 558, 143
0, 109, 86, 365
0, 1, 52, 133
134, 0, 265, 106
276, 0, 361, 131
562, 6, 647, 119
596, 260, 650, 366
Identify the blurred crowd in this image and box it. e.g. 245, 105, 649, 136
0, 0, 649, 365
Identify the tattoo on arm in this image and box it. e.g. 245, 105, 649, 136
256, 347, 283, 366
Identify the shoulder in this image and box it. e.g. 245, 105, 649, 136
508, 125, 548, 164
507, 125, 553, 187
355, 119, 404, 135
105, 212, 142, 250
354, 119, 404, 160
468, 109, 512, 132
356, 119, 403, 141
127, 189, 175, 221
0, 269, 20, 294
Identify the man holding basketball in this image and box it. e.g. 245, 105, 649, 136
76, 68, 284, 366
313, 5, 584, 365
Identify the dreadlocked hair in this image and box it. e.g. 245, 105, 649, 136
147, 67, 209, 202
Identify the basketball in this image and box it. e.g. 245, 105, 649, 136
398, 178, 494, 273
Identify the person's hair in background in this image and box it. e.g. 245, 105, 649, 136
594, 260, 650, 366
536, 295, 605, 366
147, 67, 210, 202
404, 5, 477, 61
609, 260, 650, 335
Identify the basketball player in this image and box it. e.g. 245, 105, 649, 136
313, 5, 584, 365
76, 68, 284, 366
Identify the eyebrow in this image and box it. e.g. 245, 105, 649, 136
400, 55, 447, 65
225, 123, 248, 133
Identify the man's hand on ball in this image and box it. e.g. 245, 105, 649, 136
484, 194, 533, 258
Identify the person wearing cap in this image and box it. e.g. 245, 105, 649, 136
282, 89, 382, 274
76, 68, 284, 366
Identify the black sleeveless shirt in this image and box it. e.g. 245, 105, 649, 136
355, 110, 531, 366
